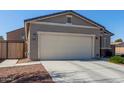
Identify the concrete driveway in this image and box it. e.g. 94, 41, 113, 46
41, 61, 124, 83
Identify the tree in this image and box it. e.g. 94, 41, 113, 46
115, 38, 123, 42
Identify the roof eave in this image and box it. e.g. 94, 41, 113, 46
24, 10, 105, 29
24, 10, 73, 22
105, 30, 114, 36
24, 10, 114, 36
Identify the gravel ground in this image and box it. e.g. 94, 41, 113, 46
0, 64, 54, 83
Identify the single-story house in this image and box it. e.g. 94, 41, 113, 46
7, 28, 25, 40
8, 10, 114, 60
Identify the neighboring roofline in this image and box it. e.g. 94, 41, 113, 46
111, 42, 122, 45
114, 42, 124, 47
7, 27, 24, 34
24, 10, 104, 28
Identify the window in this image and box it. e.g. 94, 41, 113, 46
67, 17, 72, 23
103, 37, 107, 47
66, 15, 72, 24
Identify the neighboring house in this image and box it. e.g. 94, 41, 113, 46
111, 42, 122, 45
112, 42, 124, 55
0, 36, 4, 41
7, 10, 114, 60
7, 28, 25, 40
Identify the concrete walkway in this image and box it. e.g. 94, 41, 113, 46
41, 61, 124, 83
0, 60, 18, 68
0, 60, 41, 68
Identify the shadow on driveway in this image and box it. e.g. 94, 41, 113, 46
0, 60, 5, 63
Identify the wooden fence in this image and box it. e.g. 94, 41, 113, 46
0, 40, 25, 59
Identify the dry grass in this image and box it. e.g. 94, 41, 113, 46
0, 64, 54, 83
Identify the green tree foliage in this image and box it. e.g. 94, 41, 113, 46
115, 38, 123, 42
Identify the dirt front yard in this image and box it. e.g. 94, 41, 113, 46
0, 64, 54, 83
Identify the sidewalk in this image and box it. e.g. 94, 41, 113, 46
0, 60, 18, 68
0, 60, 41, 68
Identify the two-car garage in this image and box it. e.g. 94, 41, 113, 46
38, 32, 95, 60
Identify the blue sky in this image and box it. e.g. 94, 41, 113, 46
0, 10, 124, 42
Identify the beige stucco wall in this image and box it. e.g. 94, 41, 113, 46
37, 14, 97, 27
29, 23, 102, 60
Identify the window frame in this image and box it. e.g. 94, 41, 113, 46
66, 15, 72, 24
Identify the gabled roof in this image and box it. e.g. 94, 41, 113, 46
24, 10, 114, 35
24, 10, 103, 27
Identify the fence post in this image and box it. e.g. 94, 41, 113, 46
6, 41, 8, 59
0, 42, 1, 59
23, 41, 25, 58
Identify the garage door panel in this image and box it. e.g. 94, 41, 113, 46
38, 32, 94, 60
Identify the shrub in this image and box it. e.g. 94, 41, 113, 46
109, 56, 124, 64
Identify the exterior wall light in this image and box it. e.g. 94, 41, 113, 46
95, 36, 98, 39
